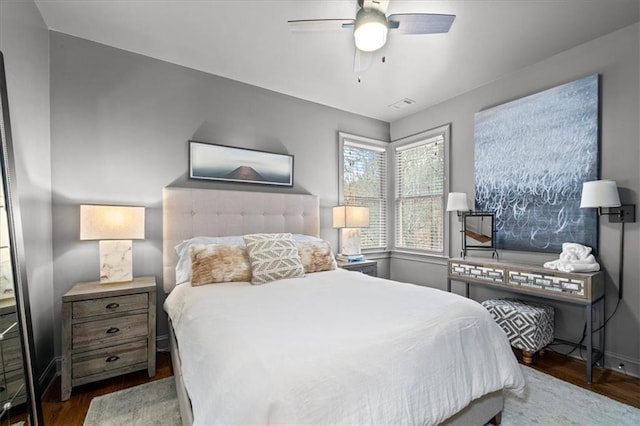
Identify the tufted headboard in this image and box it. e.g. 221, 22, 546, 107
162, 187, 320, 293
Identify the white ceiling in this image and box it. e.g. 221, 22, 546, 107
35, 0, 639, 122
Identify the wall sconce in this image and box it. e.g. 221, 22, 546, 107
446, 192, 471, 221
580, 180, 636, 222
333, 205, 369, 257
80, 204, 145, 284
580, 179, 636, 299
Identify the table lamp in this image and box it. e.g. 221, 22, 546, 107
80, 204, 145, 283
333, 205, 369, 257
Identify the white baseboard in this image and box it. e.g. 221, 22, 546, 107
549, 340, 640, 379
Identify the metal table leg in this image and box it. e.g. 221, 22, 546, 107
586, 303, 593, 384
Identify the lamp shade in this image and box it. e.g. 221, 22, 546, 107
80, 205, 145, 240
353, 9, 388, 52
333, 206, 369, 228
580, 180, 621, 208
446, 192, 470, 212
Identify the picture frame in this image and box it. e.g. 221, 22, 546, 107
189, 141, 294, 187
474, 74, 599, 254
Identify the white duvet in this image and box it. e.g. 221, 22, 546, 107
164, 269, 525, 425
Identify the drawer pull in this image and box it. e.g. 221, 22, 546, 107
106, 327, 120, 334
106, 355, 120, 363
105, 302, 120, 310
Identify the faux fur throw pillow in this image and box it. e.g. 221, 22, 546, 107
297, 240, 337, 273
189, 244, 252, 286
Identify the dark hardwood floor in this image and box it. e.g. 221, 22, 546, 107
7, 350, 640, 425
515, 348, 640, 409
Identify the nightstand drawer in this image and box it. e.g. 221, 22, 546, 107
72, 339, 147, 380
73, 293, 148, 319
0, 336, 23, 373
357, 264, 377, 276
72, 313, 148, 349
0, 367, 27, 404
338, 260, 378, 277
0, 314, 18, 337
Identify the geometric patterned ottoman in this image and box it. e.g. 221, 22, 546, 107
481, 298, 554, 365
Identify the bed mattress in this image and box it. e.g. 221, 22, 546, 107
164, 269, 525, 425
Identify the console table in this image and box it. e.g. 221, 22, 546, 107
447, 257, 604, 384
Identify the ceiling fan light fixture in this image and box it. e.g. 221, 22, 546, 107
354, 9, 388, 52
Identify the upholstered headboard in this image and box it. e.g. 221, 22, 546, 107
162, 187, 320, 293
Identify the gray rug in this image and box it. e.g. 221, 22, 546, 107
84, 367, 640, 425
83, 377, 180, 426
503, 367, 640, 425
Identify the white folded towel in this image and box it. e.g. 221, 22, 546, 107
543, 243, 599, 272
560, 242, 592, 260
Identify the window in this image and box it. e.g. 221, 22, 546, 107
339, 133, 387, 250
393, 125, 450, 253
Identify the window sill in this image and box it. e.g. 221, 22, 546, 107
390, 250, 449, 265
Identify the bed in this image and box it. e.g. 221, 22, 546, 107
162, 187, 525, 425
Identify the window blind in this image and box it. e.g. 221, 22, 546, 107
395, 134, 445, 252
342, 141, 387, 250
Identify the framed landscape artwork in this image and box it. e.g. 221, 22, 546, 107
474, 74, 599, 253
189, 141, 294, 187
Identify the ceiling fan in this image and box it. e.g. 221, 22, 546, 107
288, 0, 455, 72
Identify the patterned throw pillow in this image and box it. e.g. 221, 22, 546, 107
189, 244, 252, 286
243, 233, 305, 285
297, 240, 337, 273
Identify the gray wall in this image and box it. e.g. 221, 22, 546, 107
0, 0, 55, 383
49, 32, 390, 355
390, 23, 640, 375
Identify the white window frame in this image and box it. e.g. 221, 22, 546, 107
338, 132, 389, 253
391, 124, 451, 257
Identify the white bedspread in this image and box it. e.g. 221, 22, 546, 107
164, 269, 525, 425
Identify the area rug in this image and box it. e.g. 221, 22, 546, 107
84, 367, 640, 425
83, 377, 180, 426
503, 367, 640, 425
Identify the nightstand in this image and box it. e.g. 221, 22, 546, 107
61, 276, 156, 401
337, 259, 378, 277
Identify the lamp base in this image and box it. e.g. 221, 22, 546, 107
99, 240, 133, 284
340, 228, 362, 256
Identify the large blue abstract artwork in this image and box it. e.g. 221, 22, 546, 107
474, 74, 599, 254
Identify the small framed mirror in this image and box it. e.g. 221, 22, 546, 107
462, 212, 497, 258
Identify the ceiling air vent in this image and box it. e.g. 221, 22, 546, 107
388, 98, 416, 110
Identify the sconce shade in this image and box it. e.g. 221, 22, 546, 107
333, 206, 369, 228
446, 192, 470, 212
580, 180, 621, 208
80, 205, 145, 240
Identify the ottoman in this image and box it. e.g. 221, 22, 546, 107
482, 298, 554, 364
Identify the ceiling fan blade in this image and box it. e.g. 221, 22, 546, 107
387, 14, 456, 35
288, 19, 355, 32
354, 48, 374, 73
